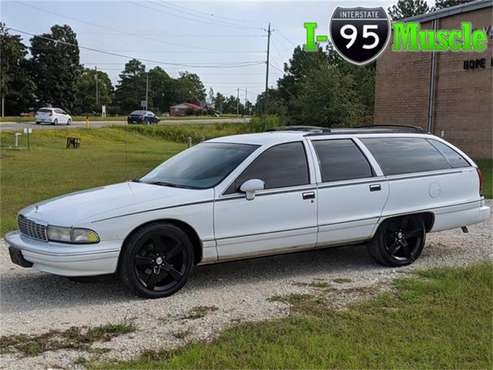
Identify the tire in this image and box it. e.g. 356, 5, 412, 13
67, 119, 71, 126
52, 119, 58, 125
367, 215, 426, 267
36, 121, 40, 125
119, 223, 194, 299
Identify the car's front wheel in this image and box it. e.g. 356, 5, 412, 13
67, 119, 71, 125
119, 223, 194, 298
367, 215, 425, 267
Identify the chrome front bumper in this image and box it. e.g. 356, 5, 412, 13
5, 231, 121, 276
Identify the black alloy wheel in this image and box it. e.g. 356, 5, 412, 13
119, 223, 194, 298
367, 215, 425, 267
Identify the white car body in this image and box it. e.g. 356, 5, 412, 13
35, 107, 72, 125
5, 129, 490, 279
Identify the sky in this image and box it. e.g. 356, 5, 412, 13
2, 0, 401, 103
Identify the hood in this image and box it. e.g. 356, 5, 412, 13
20, 182, 213, 226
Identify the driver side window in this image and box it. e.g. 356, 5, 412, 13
225, 141, 310, 194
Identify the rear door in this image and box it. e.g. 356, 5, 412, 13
309, 138, 388, 246
214, 141, 318, 260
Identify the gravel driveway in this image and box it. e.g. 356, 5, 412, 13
1, 202, 492, 369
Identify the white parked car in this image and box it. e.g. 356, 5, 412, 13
35, 107, 72, 125
5, 127, 490, 298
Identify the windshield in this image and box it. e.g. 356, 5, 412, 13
139, 142, 259, 189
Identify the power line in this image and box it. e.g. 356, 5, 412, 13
13, 0, 257, 53
9, 26, 266, 69
149, 0, 264, 31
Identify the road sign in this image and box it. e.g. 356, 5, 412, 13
141, 100, 147, 108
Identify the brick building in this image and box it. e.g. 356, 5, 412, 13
374, 0, 492, 158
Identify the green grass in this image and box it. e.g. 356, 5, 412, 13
94, 263, 493, 369
476, 159, 492, 199
0, 127, 185, 235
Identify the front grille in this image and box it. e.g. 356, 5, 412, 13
18, 215, 48, 241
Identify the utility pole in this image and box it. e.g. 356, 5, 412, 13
236, 88, 240, 116
145, 72, 149, 111
264, 23, 271, 114
244, 88, 248, 115
94, 66, 99, 112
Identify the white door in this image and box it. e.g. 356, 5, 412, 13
214, 141, 318, 260
309, 139, 388, 246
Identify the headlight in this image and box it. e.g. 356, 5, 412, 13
47, 226, 100, 244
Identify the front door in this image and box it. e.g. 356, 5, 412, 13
214, 141, 318, 260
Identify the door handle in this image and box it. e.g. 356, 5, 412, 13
302, 191, 316, 200
369, 184, 382, 192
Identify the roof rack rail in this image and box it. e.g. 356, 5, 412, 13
355, 124, 428, 133
303, 124, 431, 136
267, 125, 330, 133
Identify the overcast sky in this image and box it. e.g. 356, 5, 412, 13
3, 0, 401, 103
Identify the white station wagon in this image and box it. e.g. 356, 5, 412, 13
6, 126, 490, 298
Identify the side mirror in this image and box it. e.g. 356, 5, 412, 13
240, 179, 265, 200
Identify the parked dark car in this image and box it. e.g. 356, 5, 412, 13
127, 110, 160, 124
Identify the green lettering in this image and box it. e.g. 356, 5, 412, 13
436, 30, 449, 51
419, 30, 435, 51
392, 22, 419, 51
462, 22, 472, 50
303, 22, 318, 52
449, 31, 462, 51
472, 30, 487, 52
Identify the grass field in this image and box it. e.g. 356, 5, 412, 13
0, 127, 185, 235
95, 263, 493, 369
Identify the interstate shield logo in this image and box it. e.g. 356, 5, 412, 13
329, 7, 391, 65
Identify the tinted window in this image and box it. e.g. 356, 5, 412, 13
226, 142, 309, 193
140, 142, 258, 189
362, 138, 451, 175
54, 108, 63, 114
38, 108, 52, 113
312, 140, 373, 182
428, 140, 470, 168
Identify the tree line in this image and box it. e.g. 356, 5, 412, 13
0, 23, 251, 116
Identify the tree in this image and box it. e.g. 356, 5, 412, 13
174, 72, 206, 104
388, 0, 429, 20
0, 23, 35, 115
434, 0, 475, 10
148, 66, 173, 113
30, 24, 81, 112
289, 64, 364, 127
114, 59, 146, 113
75, 68, 113, 114
213, 92, 226, 113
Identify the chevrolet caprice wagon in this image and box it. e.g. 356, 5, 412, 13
6, 126, 490, 298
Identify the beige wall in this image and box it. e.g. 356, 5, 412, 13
374, 6, 493, 158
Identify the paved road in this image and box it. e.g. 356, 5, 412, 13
0, 117, 250, 131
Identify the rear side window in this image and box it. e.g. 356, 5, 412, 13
312, 139, 373, 182
362, 138, 451, 175
226, 142, 309, 193
38, 108, 52, 113
428, 140, 470, 168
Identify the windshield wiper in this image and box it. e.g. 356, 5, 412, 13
146, 181, 179, 188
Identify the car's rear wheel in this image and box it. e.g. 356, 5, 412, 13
52, 119, 58, 125
367, 215, 425, 267
119, 223, 194, 298
67, 119, 71, 125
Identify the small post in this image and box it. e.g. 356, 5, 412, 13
85, 115, 90, 128
187, 136, 192, 148
15, 132, 21, 147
